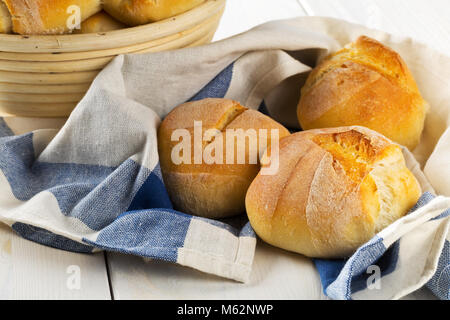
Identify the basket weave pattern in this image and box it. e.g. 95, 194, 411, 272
0, 0, 226, 117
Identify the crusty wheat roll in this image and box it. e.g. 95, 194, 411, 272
0, 1, 12, 33
103, 0, 205, 26
246, 126, 421, 258
3, 0, 102, 34
297, 36, 429, 151
75, 11, 125, 33
158, 98, 290, 219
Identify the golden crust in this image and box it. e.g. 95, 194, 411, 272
4, 0, 102, 34
103, 0, 206, 26
297, 36, 428, 150
0, 0, 204, 33
158, 98, 290, 218
0, 1, 12, 33
246, 126, 421, 258
75, 11, 125, 34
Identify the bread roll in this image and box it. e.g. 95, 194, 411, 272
246, 126, 421, 258
3, 0, 102, 34
103, 0, 205, 26
297, 36, 429, 150
158, 98, 290, 219
0, 1, 12, 33
75, 11, 125, 33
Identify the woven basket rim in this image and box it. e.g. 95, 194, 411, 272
0, 0, 225, 53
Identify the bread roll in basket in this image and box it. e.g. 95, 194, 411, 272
0, 0, 226, 118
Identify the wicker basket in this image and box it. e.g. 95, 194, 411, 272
0, 0, 226, 118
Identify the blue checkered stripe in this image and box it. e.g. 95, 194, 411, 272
314, 193, 450, 300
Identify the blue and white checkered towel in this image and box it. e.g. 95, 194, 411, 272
0, 17, 449, 299
315, 192, 450, 300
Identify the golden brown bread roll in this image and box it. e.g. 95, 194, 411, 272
158, 98, 290, 219
3, 0, 102, 34
103, 0, 205, 26
75, 11, 125, 33
246, 126, 421, 258
0, 1, 12, 33
297, 36, 429, 150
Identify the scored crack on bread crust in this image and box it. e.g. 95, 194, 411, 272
3, 0, 102, 34
158, 98, 290, 219
246, 126, 421, 258
103, 0, 206, 26
297, 36, 429, 150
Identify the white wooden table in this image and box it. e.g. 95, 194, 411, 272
1, 0, 449, 300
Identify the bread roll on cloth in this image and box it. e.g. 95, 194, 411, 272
246, 126, 421, 258
297, 36, 429, 150
103, 0, 205, 26
3, 0, 102, 34
158, 98, 290, 219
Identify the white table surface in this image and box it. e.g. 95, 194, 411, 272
1, 0, 449, 300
